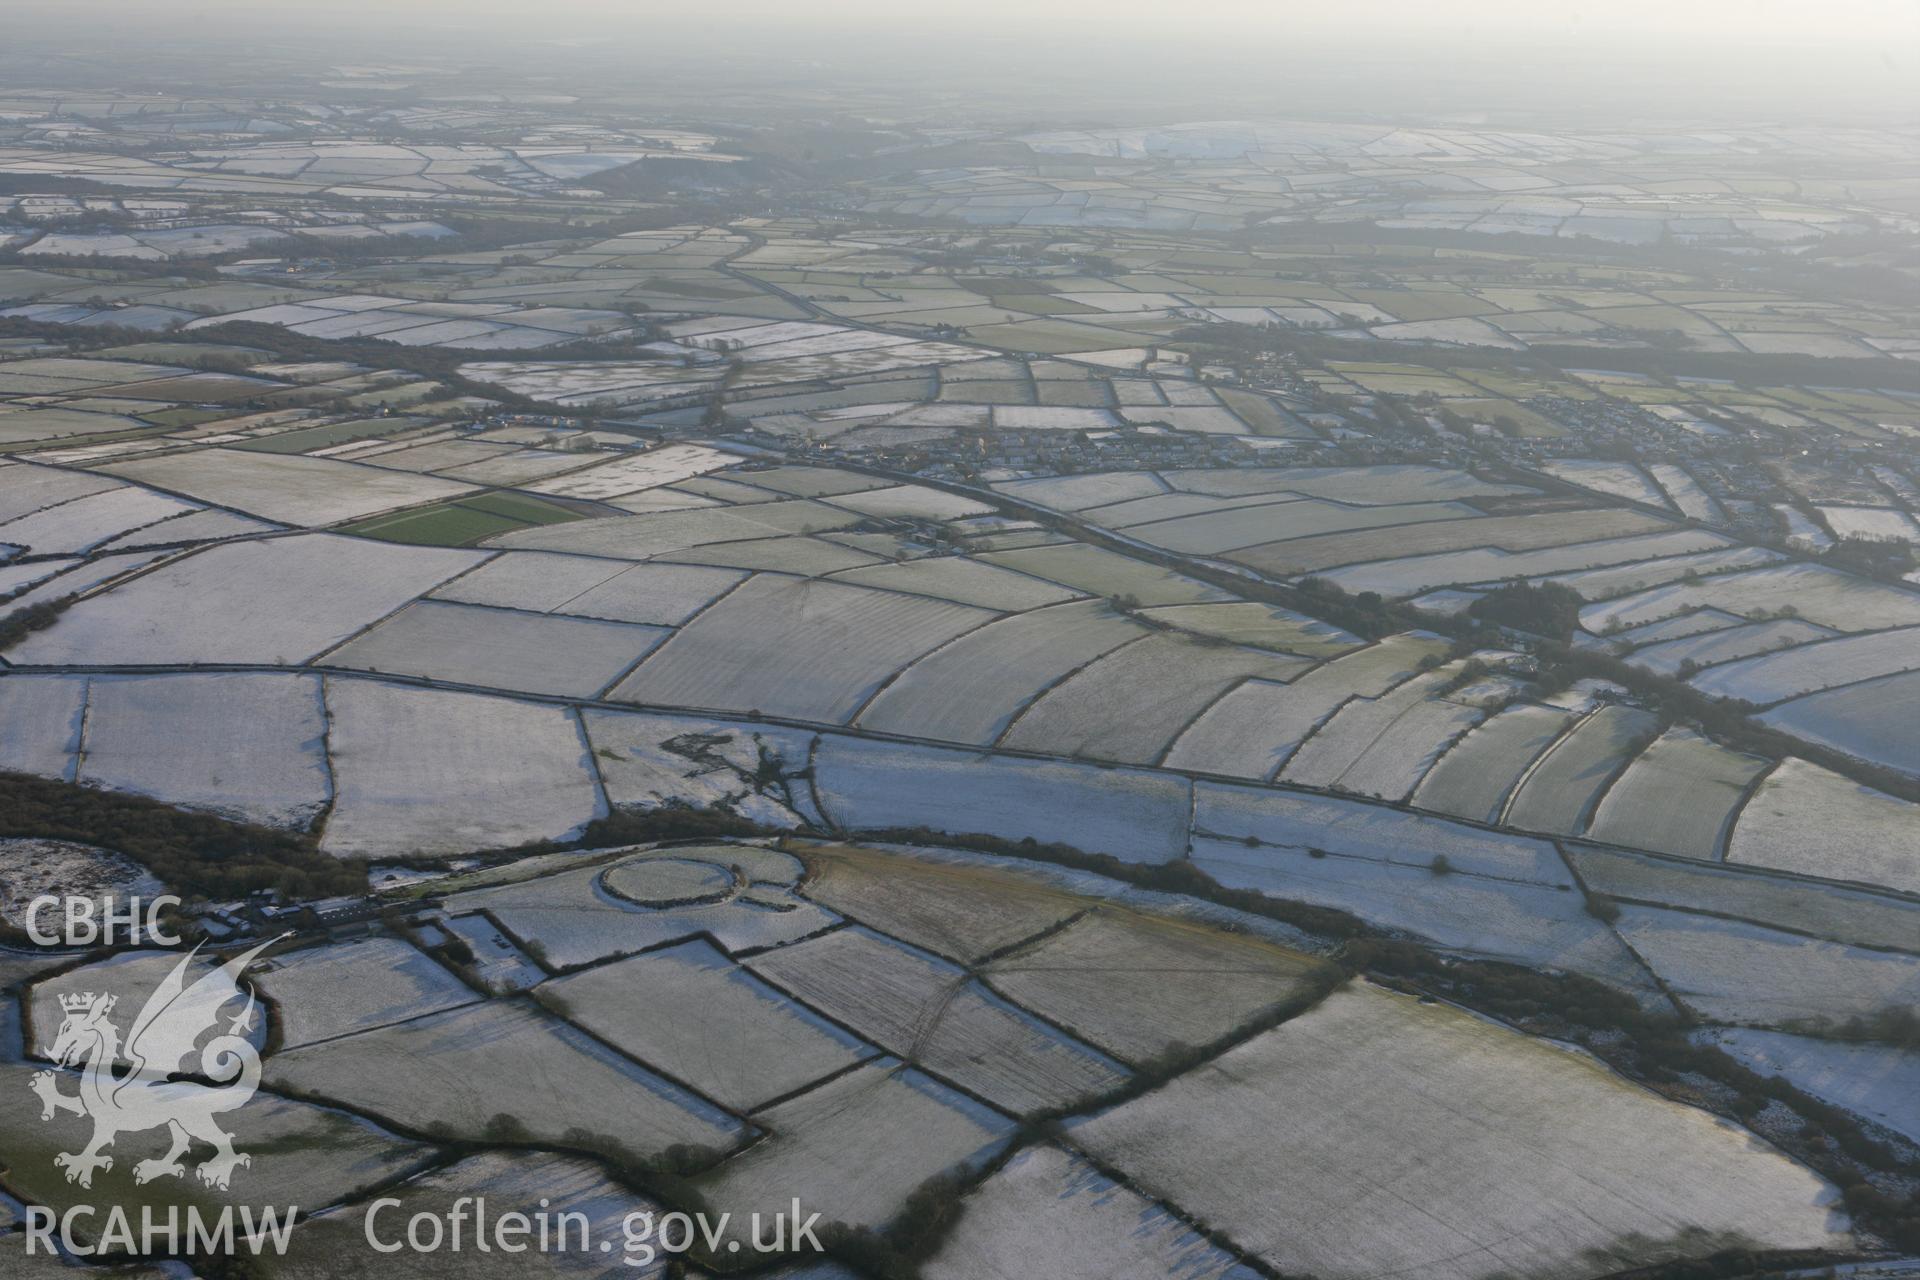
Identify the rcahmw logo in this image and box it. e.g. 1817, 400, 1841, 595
26, 938, 299, 1259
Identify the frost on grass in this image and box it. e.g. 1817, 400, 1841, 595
265, 999, 747, 1157
978, 542, 1229, 606
320, 680, 605, 859
5, 534, 484, 666
540, 939, 869, 1112
447, 847, 836, 970
855, 599, 1146, 745
0, 485, 197, 556
1727, 758, 1920, 895
77, 673, 333, 830
1585, 728, 1769, 860
1071, 984, 1848, 1280
255, 936, 479, 1050
1567, 845, 1917, 955
1307, 688, 1486, 801
830, 555, 1083, 611
1197, 782, 1572, 883
747, 926, 1126, 1115
691, 1059, 1014, 1250
1503, 704, 1657, 834
813, 735, 1191, 865
983, 907, 1331, 1064
795, 840, 1085, 965
581, 708, 817, 829
323, 600, 670, 699
29, 949, 264, 1063
0, 673, 86, 778
999, 633, 1310, 765
99, 447, 477, 526
1705, 1028, 1920, 1146
1760, 670, 1920, 777
1192, 835, 1659, 995
0, 838, 162, 932
1139, 601, 1361, 658
610, 574, 994, 724
430, 551, 745, 625
1689, 624, 1920, 706
924, 1144, 1260, 1280
1613, 905, 1920, 1028
1414, 703, 1575, 823
1161, 634, 1447, 779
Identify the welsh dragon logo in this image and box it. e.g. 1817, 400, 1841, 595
30, 938, 279, 1191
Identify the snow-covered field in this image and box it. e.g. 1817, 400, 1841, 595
1162, 635, 1446, 777
1648, 463, 1723, 523
1761, 671, 1920, 776
855, 600, 1144, 744
541, 939, 869, 1111
0, 674, 87, 778
994, 471, 1170, 510
747, 926, 1125, 1115
430, 553, 745, 625
263, 1151, 673, 1280
1689, 625, 1920, 705
1582, 563, 1920, 634
1614, 905, 1920, 1026
979, 543, 1228, 605
6, 534, 483, 666
521, 444, 732, 499
1540, 459, 1672, 508
1319, 528, 1729, 598
1817, 504, 1920, 544
0, 485, 197, 555
1727, 758, 1920, 895
1140, 601, 1360, 657
447, 848, 837, 969
582, 708, 818, 829
1000, 633, 1309, 764
1188, 836, 1651, 991
830, 555, 1083, 611
266, 999, 746, 1156
101, 448, 476, 525
1628, 617, 1833, 678
1071, 983, 1845, 1280
926, 1145, 1259, 1280
323, 600, 669, 698
611, 575, 994, 723
1707, 1028, 1920, 1145
1, 1061, 429, 1235
1569, 845, 1916, 956
1414, 703, 1573, 822
1503, 704, 1656, 834
319, 679, 605, 858
256, 936, 478, 1049
813, 735, 1192, 864
1584, 728, 1769, 860
825, 483, 994, 522
984, 907, 1328, 1064
691, 1060, 1013, 1249
1277, 670, 1456, 792
77, 672, 333, 828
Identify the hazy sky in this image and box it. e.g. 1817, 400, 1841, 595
28, 0, 1912, 41
9, 0, 1916, 123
